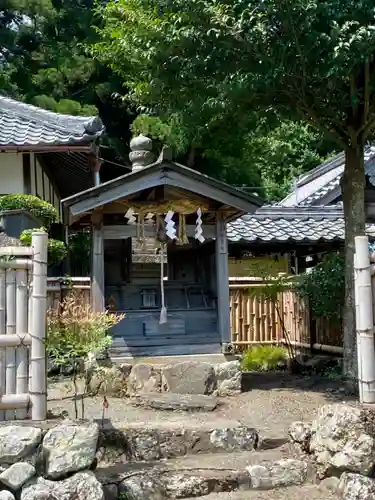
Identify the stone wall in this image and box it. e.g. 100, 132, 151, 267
0, 418, 260, 500
89, 360, 242, 397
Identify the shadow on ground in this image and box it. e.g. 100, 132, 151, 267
241, 371, 357, 402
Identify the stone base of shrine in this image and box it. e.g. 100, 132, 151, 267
110, 353, 237, 366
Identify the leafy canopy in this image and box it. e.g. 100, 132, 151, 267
94, 0, 375, 149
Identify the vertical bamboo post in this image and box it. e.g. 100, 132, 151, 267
0, 268, 5, 420
27, 270, 33, 394
30, 232, 48, 420
16, 269, 28, 419
354, 252, 364, 403
355, 235, 375, 403
5, 269, 16, 420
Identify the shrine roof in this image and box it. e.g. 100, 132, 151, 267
61, 157, 262, 219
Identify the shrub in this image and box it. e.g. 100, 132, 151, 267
20, 228, 68, 266
240, 345, 287, 372
0, 194, 58, 227
47, 293, 125, 418
296, 252, 345, 320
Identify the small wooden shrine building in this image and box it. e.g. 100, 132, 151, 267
62, 135, 261, 358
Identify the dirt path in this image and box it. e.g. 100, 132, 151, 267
48, 374, 355, 440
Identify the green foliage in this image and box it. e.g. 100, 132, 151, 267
20, 228, 68, 266
0, 195, 58, 228
68, 230, 92, 276
240, 345, 287, 372
46, 293, 119, 367
297, 253, 345, 321
94, 0, 375, 150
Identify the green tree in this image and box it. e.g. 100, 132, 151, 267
94, 0, 375, 379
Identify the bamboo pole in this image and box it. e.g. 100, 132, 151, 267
355, 253, 364, 403
0, 269, 5, 420
27, 270, 33, 396
354, 235, 375, 403
5, 269, 16, 420
30, 232, 48, 421
0, 393, 30, 409
16, 269, 28, 419
0, 260, 33, 270
0, 247, 33, 257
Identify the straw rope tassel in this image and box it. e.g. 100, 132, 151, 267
159, 243, 167, 324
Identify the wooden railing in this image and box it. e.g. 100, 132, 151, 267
46, 276, 343, 354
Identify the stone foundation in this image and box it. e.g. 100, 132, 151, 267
89, 360, 242, 398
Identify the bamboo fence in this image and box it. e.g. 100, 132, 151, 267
49, 276, 344, 353
0, 232, 48, 421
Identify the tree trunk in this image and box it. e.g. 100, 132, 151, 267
342, 144, 366, 381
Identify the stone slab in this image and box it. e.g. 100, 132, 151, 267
129, 393, 218, 411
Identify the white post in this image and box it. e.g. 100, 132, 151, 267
0, 269, 5, 420
354, 253, 364, 403
30, 232, 48, 420
5, 270, 16, 420
355, 235, 375, 403
16, 269, 28, 419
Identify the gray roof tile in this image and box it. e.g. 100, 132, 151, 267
0, 95, 104, 147
227, 206, 375, 243
280, 146, 375, 207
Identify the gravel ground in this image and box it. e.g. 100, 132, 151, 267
48, 374, 349, 500
48, 374, 356, 439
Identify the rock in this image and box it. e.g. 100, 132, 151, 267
246, 459, 308, 489
310, 404, 375, 476
0, 462, 36, 491
289, 421, 312, 452
119, 363, 133, 378
88, 366, 128, 397
120, 475, 164, 500
20, 471, 104, 500
165, 474, 209, 498
43, 421, 99, 479
214, 361, 242, 396
320, 476, 340, 491
0, 492, 15, 500
127, 364, 161, 395
337, 472, 375, 500
0, 426, 42, 464
210, 426, 259, 451
130, 393, 218, 411
161, 362, 215, 395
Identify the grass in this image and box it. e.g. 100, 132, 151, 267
240, 345, 287, 372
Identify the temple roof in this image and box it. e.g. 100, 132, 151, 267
0, 95, 104, 148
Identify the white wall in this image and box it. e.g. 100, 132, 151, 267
0, 153, 24, 194
30, 154, 61, 220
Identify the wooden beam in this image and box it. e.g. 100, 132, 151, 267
103, 224, 216, 240
166, 171, 258, 213
70, 172, 166, 216
22, 153, 31, 194
91, 213, 105, 312
215, 212, 231, 348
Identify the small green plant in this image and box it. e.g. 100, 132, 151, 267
0, 194, 58, 227
20, 228, 68, 266
240, 345, 287, 372
47, 293, 125, 419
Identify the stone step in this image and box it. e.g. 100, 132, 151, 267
202, 483, 336, 500
129, 393, 218, 412
96, 448, 315, 499
97, 420, 260, 463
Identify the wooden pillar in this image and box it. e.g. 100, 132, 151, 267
215, 211, 231, 349
91, 212, 105, 312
